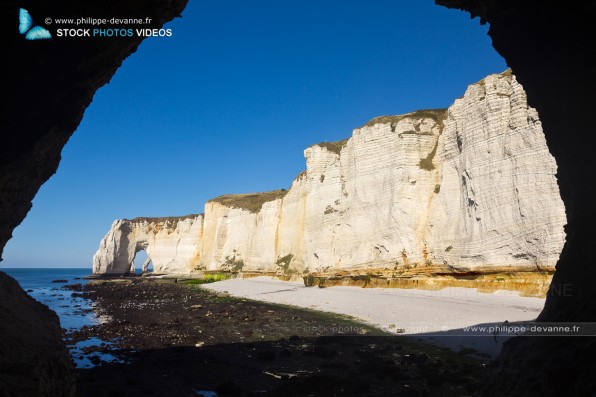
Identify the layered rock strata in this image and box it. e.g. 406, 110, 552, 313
93, 71, 566, 288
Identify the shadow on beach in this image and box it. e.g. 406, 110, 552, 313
68, 279, 489, 396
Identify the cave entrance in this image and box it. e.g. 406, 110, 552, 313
133, 249, 153, 275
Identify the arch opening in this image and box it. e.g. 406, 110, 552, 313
132, 242, 153, 275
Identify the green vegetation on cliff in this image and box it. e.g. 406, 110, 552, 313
209, 190, 288, 213
125, 214, 202, 223
312, 138, 350, 155
363, 109, 448, 130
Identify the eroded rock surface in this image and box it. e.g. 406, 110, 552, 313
94, 72, 565, 288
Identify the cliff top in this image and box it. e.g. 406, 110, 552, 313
500, 68, 513, 77
208, 190, 288, 213
308, 109, 448, 156
312, 138, 350, 155
362, 108, 448, 129
474, 69, 513, 87
124, 214, 202, 223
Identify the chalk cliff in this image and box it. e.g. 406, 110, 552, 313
93, 71, 565, 280
92, 215, 203, 275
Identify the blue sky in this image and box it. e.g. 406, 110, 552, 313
3, 1, 506, 268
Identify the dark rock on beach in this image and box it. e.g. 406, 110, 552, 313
0, 272, 75, 396
68, 279, 486, 396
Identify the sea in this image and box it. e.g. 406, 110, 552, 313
2, 267, 123, 368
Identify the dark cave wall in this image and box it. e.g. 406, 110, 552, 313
437, 0, 596, 395
0, 0, 188, 395
1, 0, 187, 261
0, 273, 75, 397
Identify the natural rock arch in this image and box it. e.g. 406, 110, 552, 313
137, 249, 154, 274
130, 242, 152, 274
92, 216, 203, 276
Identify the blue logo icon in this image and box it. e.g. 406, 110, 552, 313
19, 8, 51, 40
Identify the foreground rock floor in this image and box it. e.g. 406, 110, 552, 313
68, 279, 486, 396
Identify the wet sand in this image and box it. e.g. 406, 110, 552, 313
68, 279, 487, 396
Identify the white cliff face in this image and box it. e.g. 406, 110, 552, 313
93, 71, 566, 277
426, 73, 565, 271
92, 215, 203, 275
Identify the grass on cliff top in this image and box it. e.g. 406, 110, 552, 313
310, 138, 350, 155
125, 214, 202, 223
298, 108, 450, 157
362, 108, 448, 129
208, 190, 288, 213
475, 68, 513, 87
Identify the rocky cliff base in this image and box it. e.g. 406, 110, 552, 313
302, 269, 553, 298
177, 267, 553, 298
